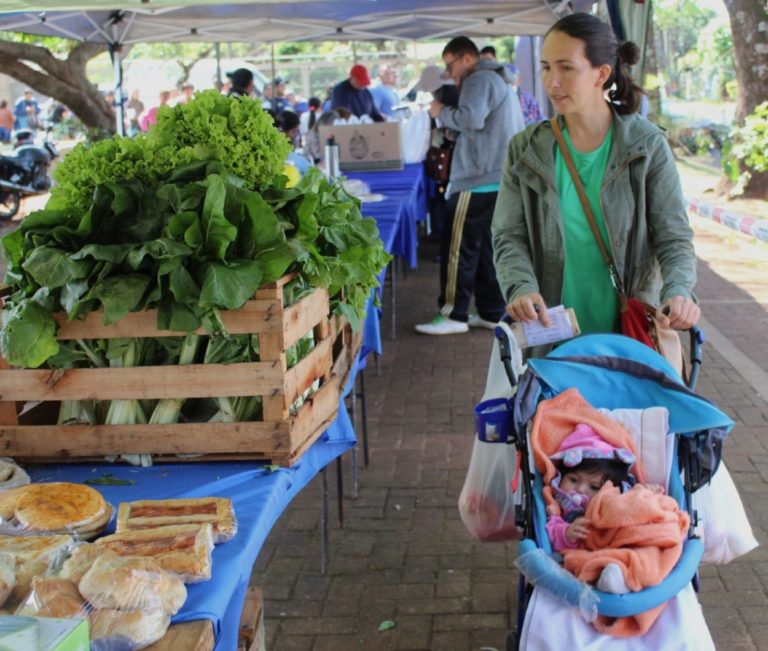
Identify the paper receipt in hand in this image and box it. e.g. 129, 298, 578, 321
513, 305, 580, 348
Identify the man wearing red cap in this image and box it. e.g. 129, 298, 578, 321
330, 64, 385, 122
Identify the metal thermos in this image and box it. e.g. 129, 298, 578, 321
324, 137, 340, 180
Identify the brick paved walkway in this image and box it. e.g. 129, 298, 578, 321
255, 219, 767, 651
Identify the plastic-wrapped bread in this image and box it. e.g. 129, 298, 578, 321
94, 523, 214, 583
0, 534, 74, 599
116, 497, 237, 543
0, 487, 29, 522
79, 555, 186, 615
0, 558, 15, 608
14, 483, 109, 532
89, 608, 170, 649
15, 577, 86, 619
59, 544, 118, 584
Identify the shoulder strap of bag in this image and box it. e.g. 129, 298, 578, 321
550, 118, 627, 301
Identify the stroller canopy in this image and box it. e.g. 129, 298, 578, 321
527, 334, 733, 436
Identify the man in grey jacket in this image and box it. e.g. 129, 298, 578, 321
416, 36, 523, 335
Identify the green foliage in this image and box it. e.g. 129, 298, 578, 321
722, 102, 768, 193
0, 92, 389, 370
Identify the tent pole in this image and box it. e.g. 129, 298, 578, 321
352, 41, 358, 64
271, 43, 277, 103
215, 42, 222, 91
109, 43, 125, 136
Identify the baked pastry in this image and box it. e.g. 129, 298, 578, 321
16, 576, 86, 618
94, 524, 214, 583
14, 483, 107, 531
79, 555, 186, 615
89, 608, 170, 648
116, 497, 237, 543
0, 534, 74, 597
0, 487, 29, 521
0, 462, 14, 483
0, 558, 16, 608
59, 544, 118, 584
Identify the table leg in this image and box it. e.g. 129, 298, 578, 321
350, 446, 359, 500
390, 260, 397, 340
320, 467, 329, 575
335, 456, 344, 529
359, 369, 370, 467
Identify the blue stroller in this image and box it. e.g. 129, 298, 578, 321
480, 327, 734, 650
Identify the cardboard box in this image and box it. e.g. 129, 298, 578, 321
318, 122, 403, 172
0, 616, 89, 651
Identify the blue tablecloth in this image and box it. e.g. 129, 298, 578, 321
29, 404, 357, 651
348, 163, 427, 225
352, 164, 427, 271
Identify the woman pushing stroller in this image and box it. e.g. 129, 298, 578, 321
491, 13, 700, 351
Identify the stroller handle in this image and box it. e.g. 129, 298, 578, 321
496, 315, 704, 391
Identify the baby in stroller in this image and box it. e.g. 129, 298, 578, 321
545, 423, 679, 597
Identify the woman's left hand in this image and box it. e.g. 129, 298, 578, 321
656, 295, 701, 330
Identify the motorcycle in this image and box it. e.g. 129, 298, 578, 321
0, 127, 58, 220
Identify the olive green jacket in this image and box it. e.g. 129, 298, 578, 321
491, 109, 697, 315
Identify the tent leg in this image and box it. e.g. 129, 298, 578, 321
215, 42, 222, 91
109, 43, 125, 136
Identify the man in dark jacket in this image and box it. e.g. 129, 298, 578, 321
330, 65, 384, 122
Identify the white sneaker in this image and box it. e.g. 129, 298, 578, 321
468, 314, 498, 330
414, 315, 469, 335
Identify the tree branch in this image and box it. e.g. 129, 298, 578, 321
0, 38, 67, 79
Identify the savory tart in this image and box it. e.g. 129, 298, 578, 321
116, 497, 236, 543
93, 523, 214, 583
14, 483, 107, 531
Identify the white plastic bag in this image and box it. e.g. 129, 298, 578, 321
693, 461, 758, 564
458, 397, 522, 542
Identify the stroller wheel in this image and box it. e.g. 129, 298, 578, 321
506, 630, 519, 651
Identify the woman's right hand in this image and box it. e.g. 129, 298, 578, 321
506, 293, 550, 326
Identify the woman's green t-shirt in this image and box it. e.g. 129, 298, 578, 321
555, 125, 619, 334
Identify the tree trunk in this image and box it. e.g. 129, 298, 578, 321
0, 39, 115, 134
722, 0, 768, 198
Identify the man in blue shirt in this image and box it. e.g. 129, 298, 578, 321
370, 64, 399, 117
330, 65, 384, 122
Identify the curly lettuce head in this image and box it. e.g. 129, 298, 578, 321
150, 90, 292, 190
49, 135, 190, 215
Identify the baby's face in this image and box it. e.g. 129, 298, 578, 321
560, 469, 605, 498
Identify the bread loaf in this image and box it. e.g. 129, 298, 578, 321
16, 577, 86, 619
89, 608, 170, 648
79, 555, 186, 615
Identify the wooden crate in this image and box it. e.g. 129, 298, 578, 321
0, 275, 360, 466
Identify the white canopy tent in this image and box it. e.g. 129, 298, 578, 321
0, 0, 647, 134
0, 1, 581, 44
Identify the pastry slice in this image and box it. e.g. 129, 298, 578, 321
93, 524, 214, 583
116, 497, 236, 543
